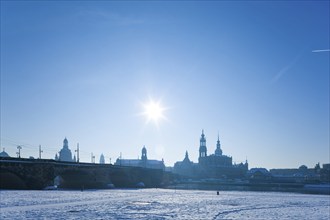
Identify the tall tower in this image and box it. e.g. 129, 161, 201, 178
141, 146, 147, 167
141, 146, 147, 161
199, 130, 207, 158
215, 133, 223, 156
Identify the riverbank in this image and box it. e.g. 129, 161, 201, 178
165, 181, 330, 195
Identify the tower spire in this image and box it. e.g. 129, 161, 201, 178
215, 132, 222, 156
183, 150, 191, 163
199, 129, 207, 159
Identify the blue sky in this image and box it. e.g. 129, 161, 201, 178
1, 1, 329, 169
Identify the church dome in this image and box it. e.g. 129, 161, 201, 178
59, 138, 73, 162
0, 150, 10, 157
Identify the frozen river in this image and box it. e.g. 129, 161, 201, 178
1, 189, 329, 219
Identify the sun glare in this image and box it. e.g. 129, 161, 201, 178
145, 102, 162, 121
142, 99, 167, 125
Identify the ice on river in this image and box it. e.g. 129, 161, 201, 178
1, 189, 329, 219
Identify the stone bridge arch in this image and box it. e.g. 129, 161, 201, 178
0, 168, 27, 189
0, 158, 55, 189
53, 163, 113, 189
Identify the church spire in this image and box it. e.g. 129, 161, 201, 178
183, 150, 191, 163
215, 132, 222, 156
185, 151, 189, 160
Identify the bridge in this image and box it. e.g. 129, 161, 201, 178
0, 157, 165, 189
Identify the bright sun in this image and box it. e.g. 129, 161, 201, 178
142, 99, 167, 125
145, 102, 162, 121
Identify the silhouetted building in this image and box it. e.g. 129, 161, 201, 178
199, 132, 233, 167
321, 163, 330, 183
99, 154, 105, 164
55, 138, 74, 162
247, 168, 272, 183
173, 151, 197, 177
323, 163, 330, 170
270, 165, 322, 183
0, 148, 10, 158
115, 146, 165, 170
174, 130, 248, 179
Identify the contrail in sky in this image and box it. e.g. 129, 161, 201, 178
312, 49, 330, 53
272, 52, 302, 83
